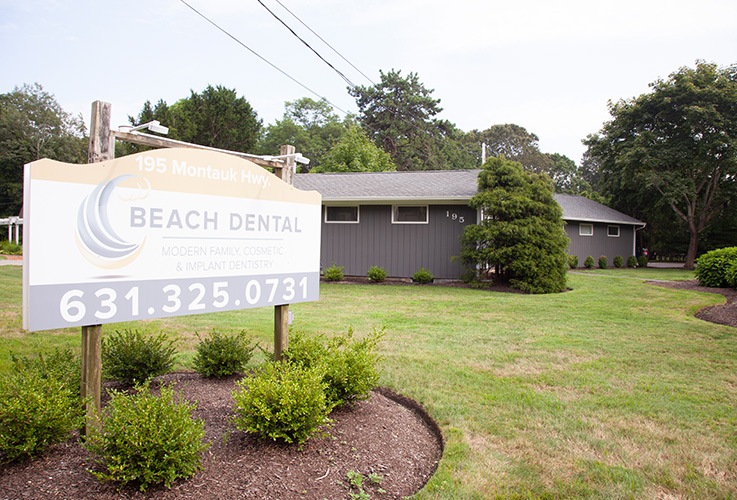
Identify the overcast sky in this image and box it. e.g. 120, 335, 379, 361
1, 0, 735, 164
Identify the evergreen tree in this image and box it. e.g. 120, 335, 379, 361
460, 156, 569, 293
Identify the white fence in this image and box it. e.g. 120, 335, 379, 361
0, 217, 23, 244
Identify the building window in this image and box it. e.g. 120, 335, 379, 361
579, 223, 593, 236
607, 225, 620, 237
325, 206, 359, 223
392, 205, 428, 224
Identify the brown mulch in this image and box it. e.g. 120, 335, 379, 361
0, 375, 443, 499
649, 279, 737, 328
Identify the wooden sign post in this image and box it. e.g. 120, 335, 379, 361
81, 100, 115, 434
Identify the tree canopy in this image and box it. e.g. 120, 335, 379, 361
0, 83, 87, 217
460, 155, 569, 293
349, 69, 452, 171
258, 97, 350, 171
311, 125, 395, 173
584, 61, 737, 268
124, 85, 262, 156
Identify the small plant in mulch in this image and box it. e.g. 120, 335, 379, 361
584, 256, 595, 269
324, 263, 345, 281
86, 383, 209, 492
231, 361, 331, 446
345, 470, 385, 499
412, 267, 434, 284
367, 266, 387, 283
102, 329, 177, 386
284, 327, 385, 410
627, 255, 638, 268
192, 330, 255, 378
613, 255, 624, 268
0, 351, 83, 463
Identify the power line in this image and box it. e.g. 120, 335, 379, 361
178, 0, 351, 115
270, 0, 376, 86
256, 0, 356, 88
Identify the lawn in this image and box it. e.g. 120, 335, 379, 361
1, 265, 736, 498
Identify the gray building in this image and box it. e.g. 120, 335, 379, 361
294, 170, 645, 279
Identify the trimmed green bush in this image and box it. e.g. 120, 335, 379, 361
232, 361, 330, 445
598, 255, 608, 269
86, 384, 208, 491
0, 241, 22, 255
11, 348, 80, 398
192, 330, 254, 378
627, 255, 638, 268
638, 255, 649, 268
613, 255, 624, 268
324, 263, 345, 281
694, 247, 737, 287
726, 260, 737, 288
0, 361, 83, 462
567, 255, 579, 269
102, 329, 177, 386
285, 328, 385, 409
367, 266, 387, 283
413, 267, 434, 284
584, 256, 595, 269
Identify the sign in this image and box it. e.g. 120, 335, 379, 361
22, 148, 321, 332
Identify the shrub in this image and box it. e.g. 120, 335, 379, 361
627, 255, 638, 268
232, 361, 330, 445
413, 267, 434, 284
584, 256, 595, 269
0, 241, 22, 255
567, 255, 579, 269
638, 255, 649, 268
598, 255, 608, 269
324, 263, 345, 281
285, 328, 385, 409
726, 260, 737, 288
11, 348, 80, 398
0, 363, 83, 462
694, 247, 737, 287
367, 266, 387, 283
613, 255, 624, 268
102, 329, 177, 386
86, 384, 208, 491
192, 330, 254, 378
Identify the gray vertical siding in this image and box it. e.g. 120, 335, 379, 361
321, 204, 477, 279
564, 222, 637, 265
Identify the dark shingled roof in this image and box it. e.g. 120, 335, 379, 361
294, 170, 644, 226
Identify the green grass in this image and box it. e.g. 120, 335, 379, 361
2, 266, 736, 497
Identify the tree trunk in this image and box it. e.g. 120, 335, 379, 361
685, 227, 699, 270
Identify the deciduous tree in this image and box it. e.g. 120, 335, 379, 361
258, 97, 350, 170
0, 83, 86, 217
311, 125, 395, 173
584, 61, 737, 268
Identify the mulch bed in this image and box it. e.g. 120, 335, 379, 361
0, 377, 443, 499
649, 279, 737, 328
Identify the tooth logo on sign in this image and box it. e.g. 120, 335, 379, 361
75, 175, 147, 269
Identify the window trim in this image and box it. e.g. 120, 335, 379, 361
579, 223, 594, 236
607, 225, 620, 237
324, 205, 360, 224
391, 205, 429, 224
